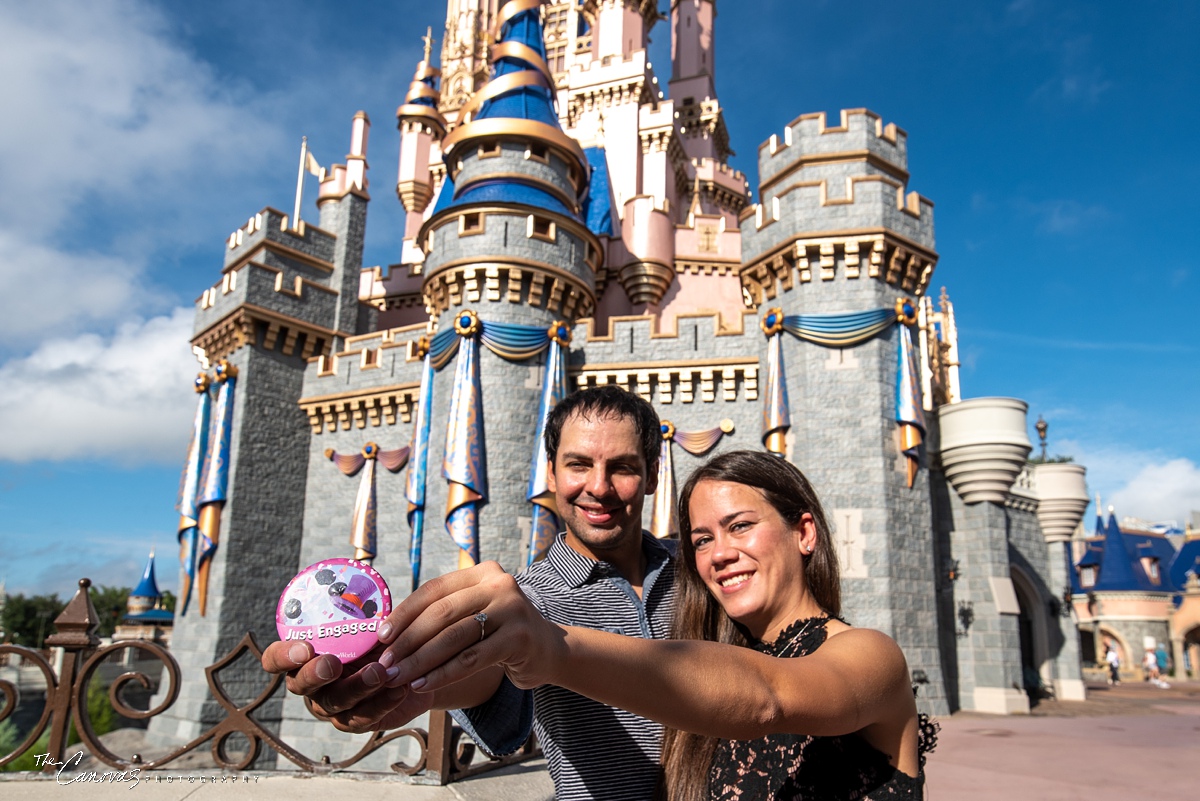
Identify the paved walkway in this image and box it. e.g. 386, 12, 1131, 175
5, 681, 1198, 800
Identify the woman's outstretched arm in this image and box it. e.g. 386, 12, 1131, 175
376, 563, 916, 744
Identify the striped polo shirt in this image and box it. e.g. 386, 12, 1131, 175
452, 531, 677, 800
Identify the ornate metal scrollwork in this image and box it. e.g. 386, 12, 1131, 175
0, 578, 538, 783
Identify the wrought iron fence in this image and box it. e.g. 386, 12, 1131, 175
0, 578, 537, 782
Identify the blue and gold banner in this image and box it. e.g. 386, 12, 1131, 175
443, 311, 486, 567
526, 322, 570, 564
896, 313, 925, 488
650, 426, 678, 539
195, 359, 236, 616
406, 350, 434, 591
175, 373, 211, 616
482, 318, 552, 361
761, 327, 791, 456
781, 307, 895, 346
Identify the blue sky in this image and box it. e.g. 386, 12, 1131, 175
1, 0, 1197, 598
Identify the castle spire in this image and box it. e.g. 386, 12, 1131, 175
437, 0, 589, 222
397, 32, 449, 217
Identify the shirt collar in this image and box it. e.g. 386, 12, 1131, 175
545, 530, 674, 589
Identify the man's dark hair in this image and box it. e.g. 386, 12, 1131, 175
544, 385, 660, 472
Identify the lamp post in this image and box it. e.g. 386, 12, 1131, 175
1036, 416, 1048, 462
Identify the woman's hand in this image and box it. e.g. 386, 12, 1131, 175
375, 561, 568, 692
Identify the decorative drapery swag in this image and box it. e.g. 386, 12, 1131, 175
760, 299, 926, 487
650, 419, 736, 539
326, 443, 411, 562
406, 310, 573, 584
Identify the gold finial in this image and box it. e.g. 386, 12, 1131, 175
422, 26, 434, 63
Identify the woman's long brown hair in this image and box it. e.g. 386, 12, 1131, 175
658, 451, 840, 801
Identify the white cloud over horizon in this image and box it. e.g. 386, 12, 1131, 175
0, 308, 199, 464
1057, 437, 1200, 528
0, 0, 284, 348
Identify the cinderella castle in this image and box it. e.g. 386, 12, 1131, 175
150, 0, 1116, 758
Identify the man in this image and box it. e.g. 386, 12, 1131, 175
263, 385, 675, 800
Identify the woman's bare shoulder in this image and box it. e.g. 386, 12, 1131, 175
821, 625, 909, 675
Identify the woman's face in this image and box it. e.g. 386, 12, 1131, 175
687, 480, 818, 641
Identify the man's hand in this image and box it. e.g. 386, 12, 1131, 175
260, 640, 434, 733
376, 561, 565, 693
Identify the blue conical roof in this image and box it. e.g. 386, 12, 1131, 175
1090, 512, 1139, 591
582, 147, 618, 237
436, 4, 589, 224
131, 551, 161, 599
475, 8, 559, 126
1170, 538, 1200, 590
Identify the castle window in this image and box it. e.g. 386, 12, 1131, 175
361, 348, 380, 369
1142, 557, 1161, 585
682, 96, 695, 106
478, 141, 502, 159
526, 143, 549, 164
459, 212, 484, 236
528, 215, 556, 243
548, 45, 566, 74
1080, 566, 1097, 588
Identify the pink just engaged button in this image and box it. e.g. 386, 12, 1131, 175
276, 558, 392, 663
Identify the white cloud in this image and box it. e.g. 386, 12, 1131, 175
0, 308, 199, 464
0, 0, 282, 346
1056, 438, 1200, 526
1110, 459, 1200, 528
0, 232, 165, 342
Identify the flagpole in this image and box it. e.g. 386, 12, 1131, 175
293, 136, 308, 231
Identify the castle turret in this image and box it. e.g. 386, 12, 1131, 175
153, 111, 376, 755
396, 33, 448, 223
439, 0, 498, 119
741, 108, 948, 714
416, 0, 601, 572
127, 550, 162, 617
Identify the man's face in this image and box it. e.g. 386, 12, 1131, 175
546, 410, 657, 560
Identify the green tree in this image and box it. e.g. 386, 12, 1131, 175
159, 590, 176, 613
0, 594, 65, 648
88, 585, 131, 639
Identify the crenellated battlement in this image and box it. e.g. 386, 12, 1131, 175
223, 207, 337, 270
757, 109, 910, 193
572, 310, 759, 398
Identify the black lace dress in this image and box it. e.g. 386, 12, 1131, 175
707, 617, 935, 800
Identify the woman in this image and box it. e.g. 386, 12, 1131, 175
656, 450, 930, 799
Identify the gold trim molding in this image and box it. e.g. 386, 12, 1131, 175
299, 383, 421, 434
741, 230, 938, 304
423, 258, 595, 321
192, 304, 347, 365
571, 358, 760, 405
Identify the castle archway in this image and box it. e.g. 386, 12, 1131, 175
1010, 565, 1050, 695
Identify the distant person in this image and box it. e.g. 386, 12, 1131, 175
1155, 642, 1170, 676
1143, 649, 1158, 681
1152, 644, 1170, 689
1105, 643, 1121, 685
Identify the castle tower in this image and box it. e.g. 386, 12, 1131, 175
740, 109, 949, 715
416, 0, 601, 574
150, 113, 375, 751
127, 550, 162, 617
